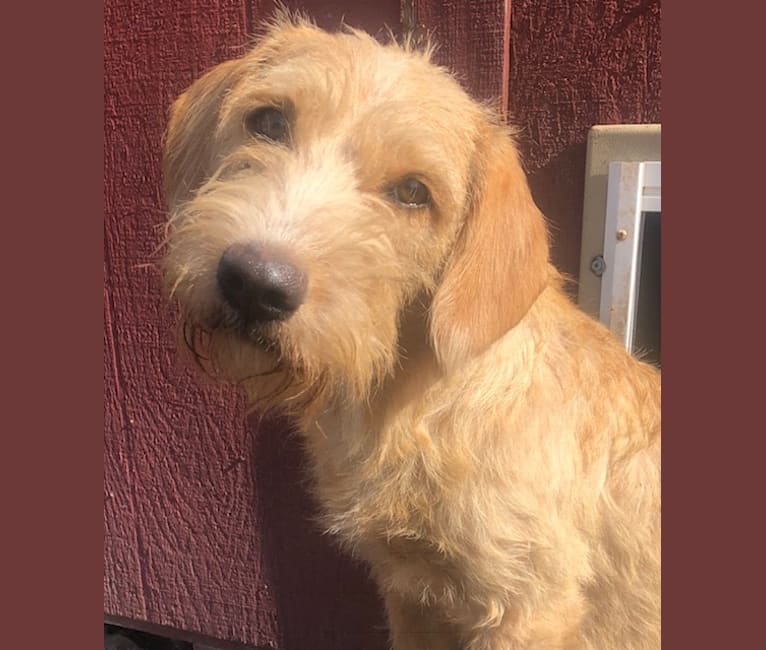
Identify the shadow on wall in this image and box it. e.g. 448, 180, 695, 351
525, 141, 589, 290
250, 413, 389, 650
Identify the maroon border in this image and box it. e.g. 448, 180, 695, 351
3, 2, 102, 649
661, 1, 758, 647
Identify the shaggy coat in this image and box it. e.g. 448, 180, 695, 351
163, 15, 661, 650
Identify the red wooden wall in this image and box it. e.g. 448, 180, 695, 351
508, 0, 661, 279
104, 1, 660, 647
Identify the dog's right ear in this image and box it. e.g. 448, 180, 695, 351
163, 59, 244, 208
429, 124, 552, 373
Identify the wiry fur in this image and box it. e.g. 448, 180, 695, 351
162, 15, 660, 650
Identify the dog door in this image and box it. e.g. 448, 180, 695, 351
578, 126, 661, 366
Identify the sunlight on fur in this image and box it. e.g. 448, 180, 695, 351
162, 11, 661, 649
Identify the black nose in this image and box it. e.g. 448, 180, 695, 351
217, 242, 307, 324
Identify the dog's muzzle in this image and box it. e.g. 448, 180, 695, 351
217, 242, 307, 325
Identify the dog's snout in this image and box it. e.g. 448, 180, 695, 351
217, 242, 307, 323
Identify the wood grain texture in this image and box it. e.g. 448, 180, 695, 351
264, 0, 401, 34
410, 0, 510, 104
508, 0, 662, 282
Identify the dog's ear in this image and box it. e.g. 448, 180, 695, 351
430, 125, 552, 372
163, 59, 244, 208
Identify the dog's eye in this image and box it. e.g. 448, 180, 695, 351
390, 178, 430, 208
244, 107, 290, 144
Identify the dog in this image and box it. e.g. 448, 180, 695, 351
162, 14, 661, 650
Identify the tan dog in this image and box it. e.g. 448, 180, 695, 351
162, 14, 661, 650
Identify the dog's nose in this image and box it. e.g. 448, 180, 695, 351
217, 242, 307, 323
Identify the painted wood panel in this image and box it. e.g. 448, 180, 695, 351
409, 0, 510, 105
508, 0, 661, 283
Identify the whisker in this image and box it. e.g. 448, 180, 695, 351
182, 319, 211, 372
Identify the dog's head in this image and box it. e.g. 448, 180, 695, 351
162, 16, 551, 411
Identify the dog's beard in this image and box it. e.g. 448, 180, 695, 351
178, 309, 333, 418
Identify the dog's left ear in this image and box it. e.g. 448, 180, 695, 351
430, 124, 552, 372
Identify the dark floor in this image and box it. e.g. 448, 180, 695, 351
104, 625, 193, 650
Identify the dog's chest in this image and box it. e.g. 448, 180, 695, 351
310, 450, 461, 603
305, 409, 450, 539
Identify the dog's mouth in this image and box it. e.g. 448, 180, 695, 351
181, 306, 330, 412
238, 321, 282, 355
181, 308, 283, 367
211, 307, 283, 354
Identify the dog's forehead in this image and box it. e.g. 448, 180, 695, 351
203, 26, 485, 199
241, 28, 480, 130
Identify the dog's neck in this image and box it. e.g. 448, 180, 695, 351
299, 284, 562, 442
371, 296, 442, 428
